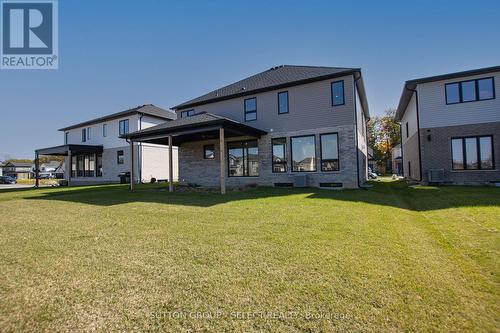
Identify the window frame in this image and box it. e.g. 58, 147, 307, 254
119, 119, 129, 136
271, 137, 287, 173
180, 110, 195, 118
203, 144, 215, 159
86, 127, 91, 140
290, 134, 317, 173
244, 97, 257, 122
405, 122, 409, 138
65, 132, 68, 145
331, 80, 345, 106
445, 77, 496, 105
102, 124, 107, 137
277, 91, 289, 114
320, 133, 340, 172
227, 140, 259, 177
81, 128, 86, 142
117, 150, 124, 164
451, 135, 495, 171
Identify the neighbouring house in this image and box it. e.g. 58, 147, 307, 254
2, 162, 34, 179
35, 104, 179, 185
391, 144, 402, 175
122, 65, 370, 192
0, 162, 3, 176
367, 147, 376, 173
396, 66, 500, 185
39, 160, 65, 178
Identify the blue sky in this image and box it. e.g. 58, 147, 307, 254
1, 0, 499, 159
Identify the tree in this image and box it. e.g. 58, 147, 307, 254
367, 109, 401, 174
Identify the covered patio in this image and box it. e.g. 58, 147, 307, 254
121, 113, 266, 194
34, 144, 103, 187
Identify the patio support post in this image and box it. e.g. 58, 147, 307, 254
34, 152, 39, 188
67, 149, 72, 186
130, 140, 135, 190
168, 135, 173, 192
219, 127, 226, 194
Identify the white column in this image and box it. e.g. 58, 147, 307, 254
219, 127, 226, 194
130, 141, 135, 190
168, 135, 173, 193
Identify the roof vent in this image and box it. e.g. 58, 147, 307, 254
270, 65, 284, 70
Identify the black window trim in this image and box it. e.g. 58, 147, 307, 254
290, 134, 317, 173
81, 128, 86, 142
331, 80, 345, 106
271, 137, 287, 173
445, 77, 495, 105
405, 122, 409, 138
320, 132, 340, 172
244, 97, 257, 122
203, 144, 215, 159
451, 135, 495, 171
117, 150, 124, 164
119, 119, 129, 136
277, 91, 289, 114
180, 109, 195, 118
227, 140, 259, 177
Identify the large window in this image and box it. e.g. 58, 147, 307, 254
331, 80, 345, 106
181, 110, 195, 118
291, 135, 316, 172
320, 133, 339, 171
278, 91, 289, 114
272, 138, 287, 173
244, 98, 257, 121
204, 145, 215, 159
117, 150, 124, 164
445, 77, 495, 104
81, 128, 86, 142
452, 136, 493, 170
96, 154, 103, 177
228, 140, 258, 177
71, 154, 98, 177
119, 119, 129, 136
86, 127, 91, 141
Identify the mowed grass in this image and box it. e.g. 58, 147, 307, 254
0, 181, 498, 332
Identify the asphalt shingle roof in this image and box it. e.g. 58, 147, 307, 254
172, 65, 360, 110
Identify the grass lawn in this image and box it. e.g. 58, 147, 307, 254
0, 180, 498, 332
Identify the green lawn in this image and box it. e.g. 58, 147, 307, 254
0, 181, 498, 332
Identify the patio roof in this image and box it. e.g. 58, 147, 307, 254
36, 144, 103, 156
121, 112, 267, 145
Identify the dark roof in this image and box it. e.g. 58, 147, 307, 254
122, 112, 266, 143
36, 144, 103, 156
172, 65, 369, 116
58, 104, 176, 131
395, 65, 500, 121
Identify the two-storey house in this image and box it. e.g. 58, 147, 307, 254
123, 65, 370, 192
35, 104, 178, 185
1, 162, 34, 179
396, 66, 500, 184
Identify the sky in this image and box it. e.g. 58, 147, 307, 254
1, 0, 499, 159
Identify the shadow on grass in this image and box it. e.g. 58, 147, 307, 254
16, 180, 500, 211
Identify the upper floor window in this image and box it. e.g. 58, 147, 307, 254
86, 127, 91, 140
452, 136, 493, 170
244, 98, 257, 121
320, 133, 339, 171
331, 80, 345, 106
65, 132, 68, 145
445, 77, 495, 104
291, 135, 316, 172
119, 119, 129, 136
272, 138, 287, 173
278, 91, 289, 114
103, 124, 107, 137
180, 110, 195, 118
81, 128, 86, 142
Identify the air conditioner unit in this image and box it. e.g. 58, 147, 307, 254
294, 175, 307, 188
428, 169, 445, 183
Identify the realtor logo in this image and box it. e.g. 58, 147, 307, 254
1, 0, 58, 69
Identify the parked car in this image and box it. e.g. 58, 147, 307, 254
0, 176, 17, 184
368, 168, 378, 180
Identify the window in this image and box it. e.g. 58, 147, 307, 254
71, 156, 76, 177
446, 77, 495, 104
81, 128, 86, 142
227, 140, 258, 177
320, 133, 339, 171
244, 98, 257, 121
408, 161, 411, 177
203, 145, 215, 159
331, 80, 345, 106
278, 91, 289, 114
117, 150, 124, 164
406, 122, 409, 138
272, 138, 287, 173
96, 154, 103, 177
291, 135, 316, 172
103, 124, 107, 137
180, 110, 195, 118
119, 119, 129, 136
451, 136, 494, 170
65, 132, 68, 144
86, 127, 91, 140
72, 154, 98, 177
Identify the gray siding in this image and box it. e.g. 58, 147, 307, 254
418, 71, 500, 129
176, 75, 355, 133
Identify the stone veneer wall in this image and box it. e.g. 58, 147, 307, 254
420, 121, 500, 184
178, 125, 359, 189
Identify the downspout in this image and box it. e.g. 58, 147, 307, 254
353, 72, 361, 188
399, 123, 404, 177
404, 86, 423, 181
